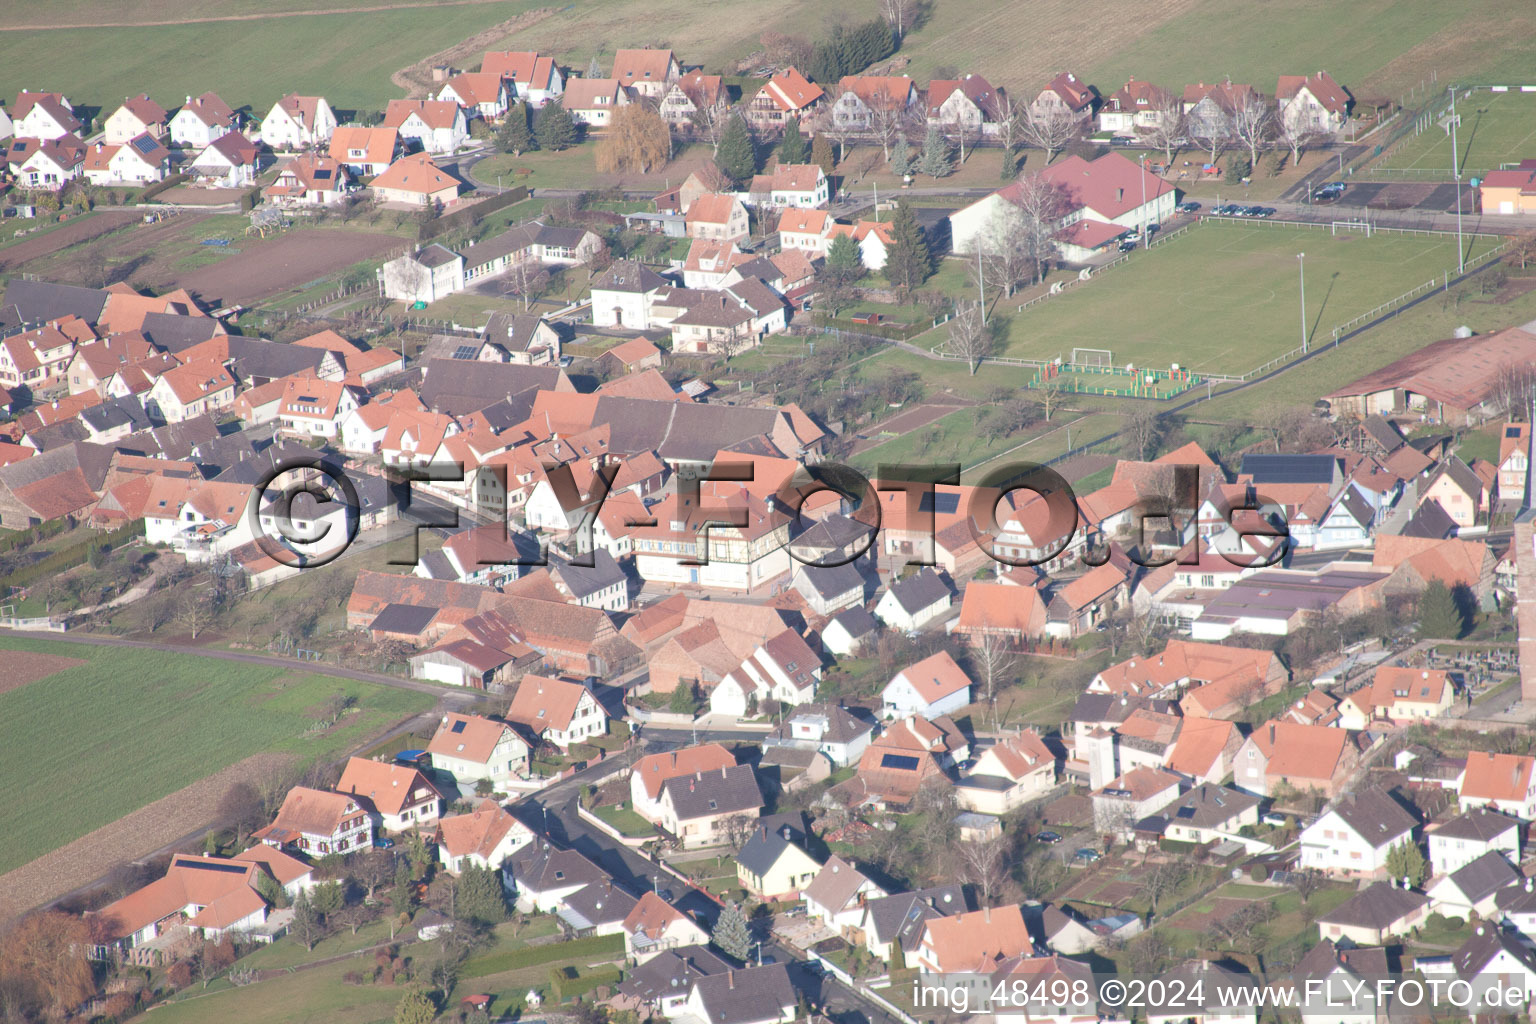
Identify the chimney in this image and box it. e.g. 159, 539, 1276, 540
728, 970, 735, 989
1268, 723, 1276, 745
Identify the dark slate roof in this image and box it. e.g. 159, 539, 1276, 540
793, 512, 877, 553
1424, 455, 1484, 500
1454, 924, 1536, 980
227, 336, 326, 384
141, 312, 224, 353
1361, 414, 1407, 453
147, 415, 220, 462
768, 703, 874, 746
415, 243, 461, 269
416, 549, 457, 580
24, 419, 90, 450
1332, 487, 1374, 528
1293, 938, 1388, 983
1329, 787, 1416, 844
369, 602, 439, 635
1398, 499, 1457, 540
735, 819, 811, 877
3, 279, 107, 325
506, 842, 606, 892
1434, 808, 1519, 843
618, 945, 730, 1005
1446, 850, 1520, 904
1317, 882, 1428, 929
796, 561, 866, 601
593, 396, 788, 463
1494, 880, 1536, 914
205, 438, 325, 484
484, 312, 556, 354
886, 568, 950, 614
79, 395, 152, 435
658, 763, 762, 821
591, 259, 669, 294
1165, 783, 1260, 829
1239, 453, 1337, 484
1068, 692, 1175, 724
550, 548, 627, 599
417, 358, 564, 416
863, 885, 966, 948
474, 391, 542, 433
691, 964, 796, 1024
561, 880, 639, 928
830, 607, 880, 639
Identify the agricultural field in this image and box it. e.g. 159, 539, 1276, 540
0, 636, 433, 875
994, 222, 1499, 377
1377, 89, 1536, 178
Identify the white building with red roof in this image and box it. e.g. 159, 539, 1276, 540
882, 650, 973, 720
562, 78, 632, 126
253, 786, 372, 855
336, 756, 443, 833
747, 67, 824, 130
611, 48, 680, 99
260, 93, 337, 149
709, 627, 822, 717
438, 72, 510, 121
190, 132, 264, 186
1276, 71, 1352, 135
104, 94, 168, 145
170, 91, 238, 148
13, 90, 80, 140
437, 801, 534, 873
482, 50, 564, 107
745, 163, 829, 209
383, 98, 468, 154
82, 134, 170, 186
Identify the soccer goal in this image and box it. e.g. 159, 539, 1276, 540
1331, 220, 1373, 237
1071, 347, 1113, 368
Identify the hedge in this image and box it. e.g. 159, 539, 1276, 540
548, 963, 623, 1001
0, 517, 68, 555
810, 312, 933, 341
140, 173, 190, 203
417, 186, 531, 241
460, 932, 623, 979
5, 518, 145, 593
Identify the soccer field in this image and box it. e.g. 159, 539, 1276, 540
1379, 90, 1536, 177
997, 222, 1496, 378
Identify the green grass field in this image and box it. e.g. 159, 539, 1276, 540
1379, 89, 1536, 177
0, 636, 433, 874
997, 222, 1497, 376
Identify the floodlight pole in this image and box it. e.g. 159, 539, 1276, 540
1140, 154, 1148, 244
1297, 253, 1307, 353
1449, 86, 1464, 273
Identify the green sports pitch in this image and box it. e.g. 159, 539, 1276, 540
1379, 89, 1536, 178
1000, 222, 1496, 379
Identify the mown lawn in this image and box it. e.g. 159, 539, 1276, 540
0, 636, 433, 874
1380, 89, 1536, 177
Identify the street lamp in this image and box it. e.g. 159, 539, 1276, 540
1449, 86, 1465, 273
1297, 253, 1307, 353
1140, 154, 1148, 244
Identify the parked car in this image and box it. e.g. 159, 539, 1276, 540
1036, 830, 1064, 844
1262, 812, 1289, 827
1073, 848, 1102, 863
1110, 135, 1135, 146
1117, 238, 1137, 253
1176, 201, 1202, 213
373, 836, 395, 849
1314, 182, 1346, 202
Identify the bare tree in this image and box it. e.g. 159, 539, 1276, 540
946, 118, 981, 164
1142, 89, 1187, 166
759, 32, 811, 73
1122, 407, 1163, 461
1037, 373, 1067, 423
1229, 93, 1274, 168
691, 101, 729, 152
818, 110, 857, 165
879, 0, 922, 39
505, 258, 550, 312
968, 632, 1017, 726
993, 91, 1023, 155
1277, 120, 1317, 167
174, 589, 214, 640
1505, 232, 1536, 271
1019, 104, 1084, 163
867, 88, 907, 161
1010, 173, 1074, 284
1190, 107, 1231, 164
1142, 858, 1189, 915
974, 209, 1035, 298
957, 834, 1009, 904
1493, 361, 1536, 420
721, 813, 759, 851
944, 302, 992, 374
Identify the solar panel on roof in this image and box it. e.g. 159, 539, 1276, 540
313, 168, 331, 179
451, 720, 466, 733
918, 492, 960, 515
880, 753, 921, 771
131, 135, 159, 154
453, 345, 479, 360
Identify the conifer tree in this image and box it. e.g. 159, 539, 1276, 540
883, 200, 932, 296
535, 101, 579, 151
889, 136, 912, 177
711, 900, 753, 961
778, 116, 809, 164
714, 114, 758, 184
498, 102, 535, 155
916, 125, 953, 178
810, 133, 836, 176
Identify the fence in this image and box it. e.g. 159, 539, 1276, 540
417, 186, 531, 240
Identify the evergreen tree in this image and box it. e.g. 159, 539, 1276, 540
714, 114, 757, 184
535, 101, 579, 152
498, 102, 535, 155
778, 117, 809, 164
806, 28, 844, 85
810, 133, 836, 176
1418, 580, 1467, 638
586, 56, 604, 79
669, 682, 699, 714
1000, 145, 1019, 181
882, 200, 932, 296
456, 864, 508, 925
1384, 840, 1427, 887
711, 899, 753, 961
824, 233, 865, 286
915, 125, 953, 178
395, 987, 438, 1024
889, 136, 912, 177
390, 858, 416, 915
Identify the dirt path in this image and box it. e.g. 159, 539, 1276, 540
0, 0, 526, 31
849, 396, 976, 455
0, 752, 295, 922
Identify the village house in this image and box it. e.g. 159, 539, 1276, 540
776, 208, 834, 257
335, 756, 443, 833
685, 192, 749, 241
881, 650, 973, 720
955, 728, 1057, 815
1276, 71, 1351, 135
630, 744, 737, 820
830, 75, 920, 130
370, 153, 462, 208
736, 818, 823, 900
1160, 783, 1262, 845
1426, 850, 1521, 921
1317, 881, 1429, 945
1459, 751, 1536, 818
746, 67, 824, 130
1428, 808, 1520, 876
926, 74, 1004, 131
590, 260, 670, 329
379, 244, 465, 304
858, 885, 967, 967
745, 163, 829, 210
264, 154, 351, 205
1234, 721, 1360, 798
660, 70, 727, 130
260, 94, 337, 149
915, 904, 1031, 976
170, 91, 238, 148
437, 801, 534, 874
630, 483, 791, 591
14, 134, 85, 189
763, 703, 875, 768
504, 674, 608, 750
104, 94, 168, 145
13, 90, 81, 140
1031, 71, 1097, 119
874, 568, 952, 631
621, 894, 710, 963
803, 856, 887, 938
562, 78, 632, 127
383, 98, 469, 154
504, 843, 606, 912
1182, 80, 1261, 141
612, 48, 681, 99
654, 763, 764, 848
328, 125, 399, 177
189, 132, 264, 187
144, 358, 236, 423
253, 786, 373, 855
438, 72, 511, 121
709, 627, 822, 717
482, 51, 565, 107
1092, 765, 1183, 836
1298, 787, 1418, 876
1337, 666, 1454, 728
426, 712, 531, 788
1097, 78, 1175, 134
